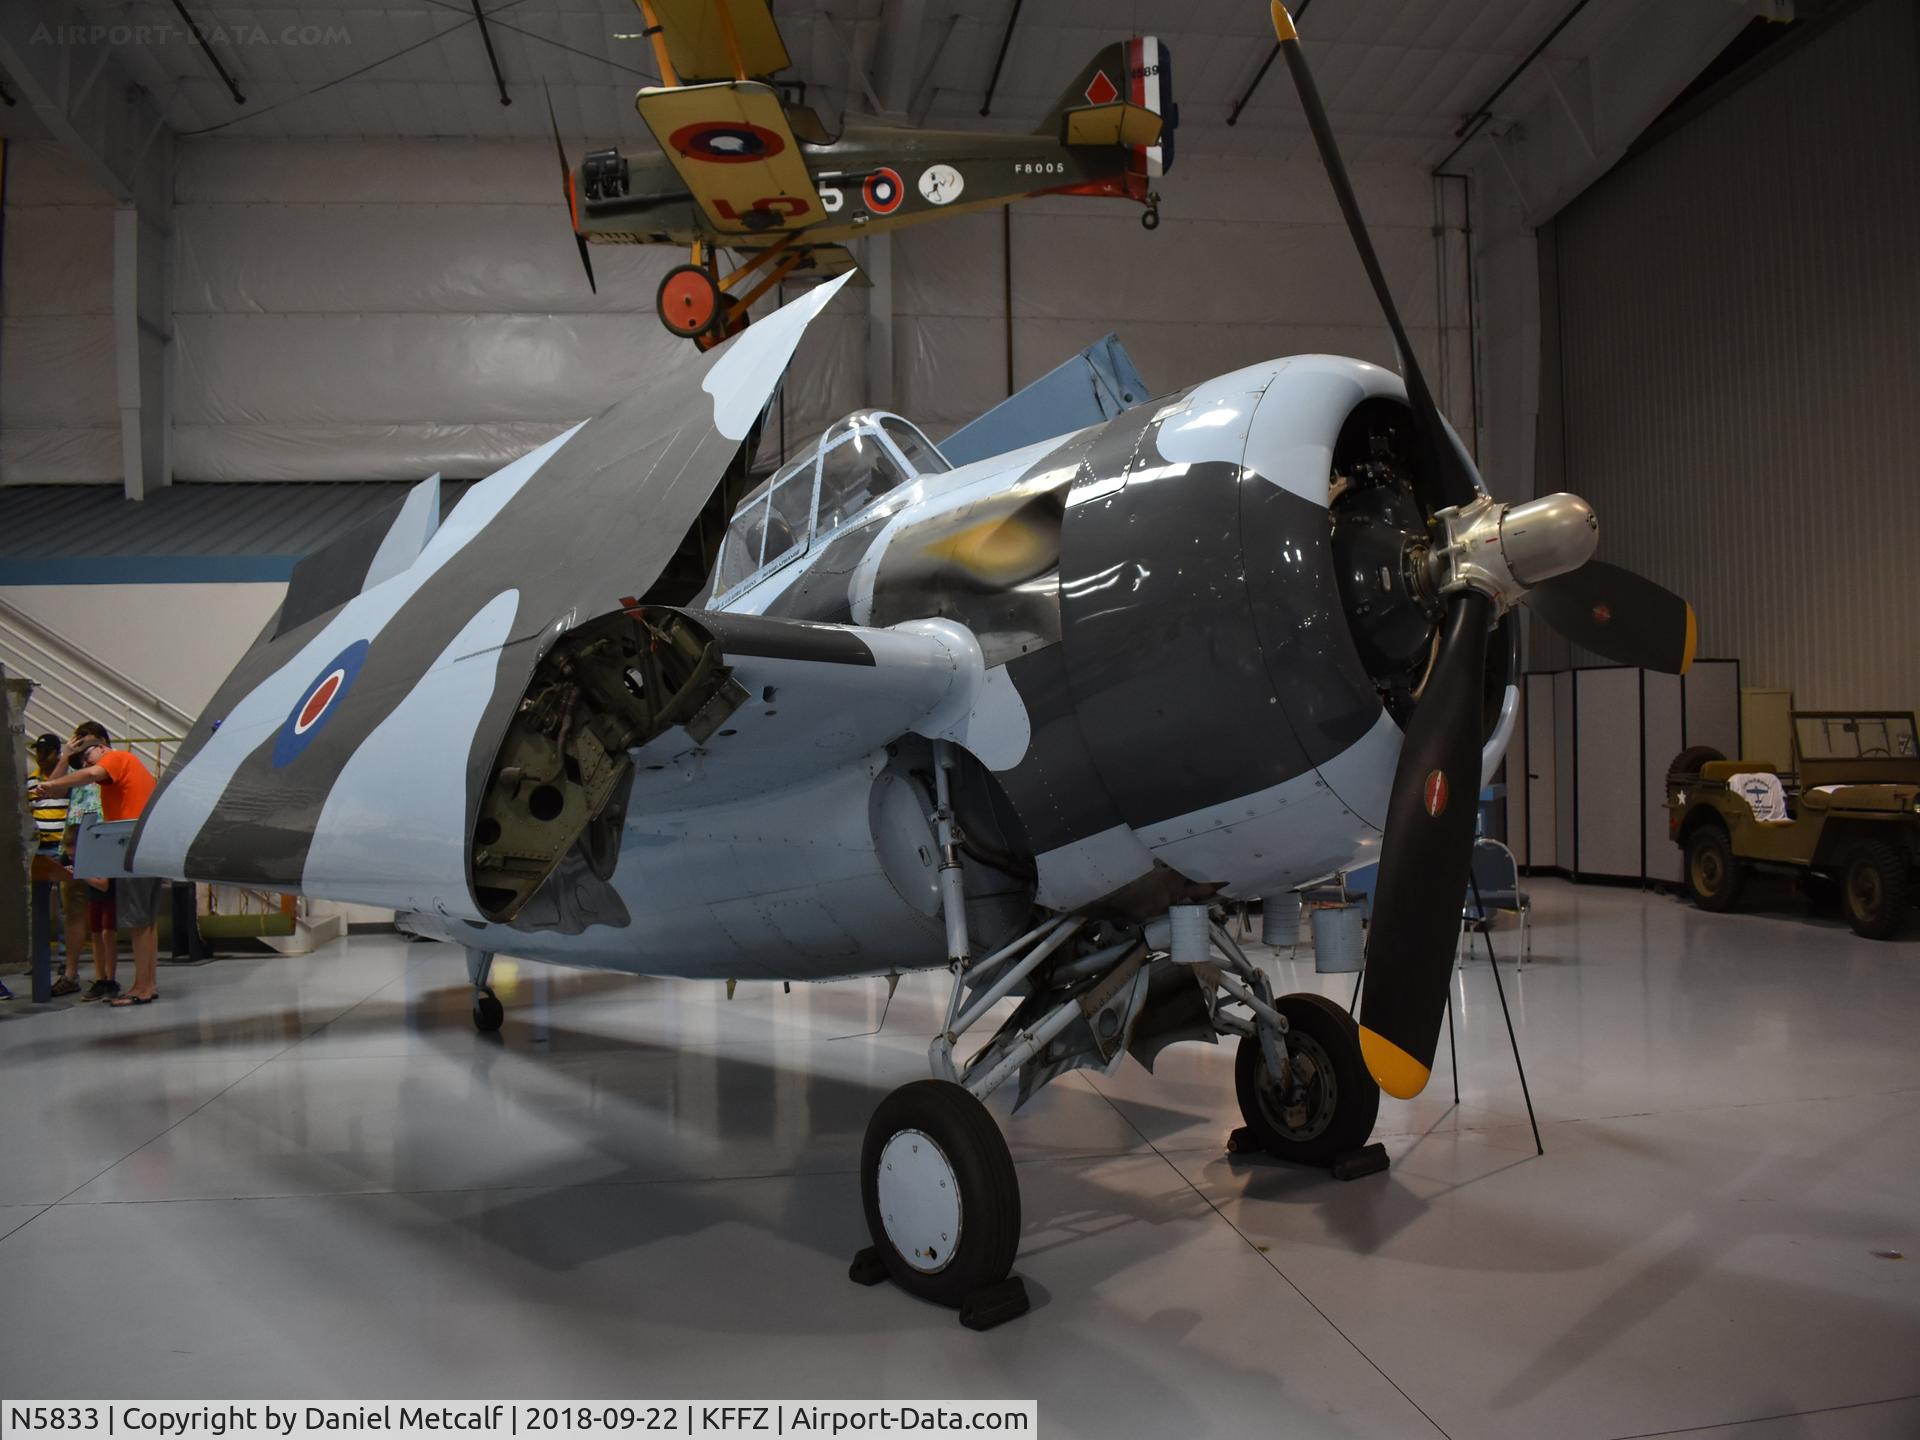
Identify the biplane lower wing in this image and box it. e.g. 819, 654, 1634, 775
637, 81, 828, 236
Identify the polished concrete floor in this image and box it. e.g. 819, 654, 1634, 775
2, 879, 1917, 1438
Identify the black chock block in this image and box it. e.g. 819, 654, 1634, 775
848, 1246, 889, 1287
958, 1275, 1029, 1331
1329, 1142, 1389, 1181
1225, 1125, 1259, 1156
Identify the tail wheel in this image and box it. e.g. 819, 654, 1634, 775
472, 988, 504, 1033
656, 263, 723, 339
1234, 992, 1380, 1164
1842, 840, 1910, 940
861, 1080, 1019, 1307
1686, 824, 1743, 913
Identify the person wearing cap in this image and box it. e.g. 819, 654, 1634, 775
27, 733, 91, 999
28, 722, 161, 1006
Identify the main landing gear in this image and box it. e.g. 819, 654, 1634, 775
465, 946, 503, 1033
854, 899, 1384, 1328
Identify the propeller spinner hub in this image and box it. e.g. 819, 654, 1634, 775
1431, 492, 1598, 612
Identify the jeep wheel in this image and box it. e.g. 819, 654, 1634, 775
1686, 825, 1743, 913
1841, 841, 1910, 940
1668, 745, 1725, 781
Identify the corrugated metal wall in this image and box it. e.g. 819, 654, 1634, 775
1539, 0, 1920, 710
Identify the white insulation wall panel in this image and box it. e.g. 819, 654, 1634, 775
1542, 0, 1920, 709
0, 144, 121, 485
7, 137, 1469, 488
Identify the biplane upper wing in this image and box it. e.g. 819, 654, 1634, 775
637, 81, 828, 235
124, 276, 854, 918
649, 0, 791, 83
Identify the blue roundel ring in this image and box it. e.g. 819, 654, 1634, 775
272, 640, 370, 768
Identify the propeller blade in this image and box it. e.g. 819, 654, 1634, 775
543, 82, 597, 293
1269, 3, 1476, 513
1526, 560, 1697, 674
1356, 589, 1493, 1098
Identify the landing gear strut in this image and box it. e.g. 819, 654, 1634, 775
855, 897, 1384, 1326
465, 946, 503, 1034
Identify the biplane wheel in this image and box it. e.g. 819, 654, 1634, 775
656, 263, 723, 339
472, 987, 504, 1034
1234, 993, 1379, 1165
861, 1080, 1019, 1308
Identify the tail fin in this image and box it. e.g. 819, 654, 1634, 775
1034, 37, 1177, 176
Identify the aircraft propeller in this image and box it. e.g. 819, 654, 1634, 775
1269, 1, 1696, 1097
544, 83, 598, 295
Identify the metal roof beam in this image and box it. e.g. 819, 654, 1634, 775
0, 0, 172, 219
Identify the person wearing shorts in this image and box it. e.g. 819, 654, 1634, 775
28, 722, 161, 1007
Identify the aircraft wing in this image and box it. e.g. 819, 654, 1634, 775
127, 275, 854, 919
648, 0, 791, 83
637, 81, 828, 235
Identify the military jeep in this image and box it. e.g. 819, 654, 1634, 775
1667, 711, 1920, 939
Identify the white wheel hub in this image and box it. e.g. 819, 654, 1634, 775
876, 1128, 962, 1274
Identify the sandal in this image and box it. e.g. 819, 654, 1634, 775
108, 993, 157, 1007
50, 975, 81, 998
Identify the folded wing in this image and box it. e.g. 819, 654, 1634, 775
130, 276, 854, 920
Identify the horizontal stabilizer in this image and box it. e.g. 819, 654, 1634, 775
1062, 103, 1163, 148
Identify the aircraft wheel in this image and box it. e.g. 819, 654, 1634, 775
472, 987, 504, 1033
1686, 824, 1743, 913
1140, 204, 1161, 230
656, 263, 723, 339
1841, 840, 1909, 940
861, 1079, 1019, 1307
1234, 992, 1379, 1165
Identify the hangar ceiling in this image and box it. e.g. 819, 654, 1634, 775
4, 0, 1689, 166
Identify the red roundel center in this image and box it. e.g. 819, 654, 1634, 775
296, 671, 345, 734
1591, 602, 1612, 624
1423, 769, 1449, 818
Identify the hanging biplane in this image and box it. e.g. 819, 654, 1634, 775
68, 3, 1697, 1329
546, 0, 1176, 345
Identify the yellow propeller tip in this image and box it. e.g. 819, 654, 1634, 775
1359, 1025, 1431, 1100
1680, 603, 1698, 674
1271, 3, 1299, 43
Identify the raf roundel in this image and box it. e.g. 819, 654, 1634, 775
864, 167, 904, 215
272, 640, 371, 768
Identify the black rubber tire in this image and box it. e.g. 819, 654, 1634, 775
1234, 992, 1380, 1165
472, 988, 504, 1033
1686, 823, 1743, 913
861, 1079, 1019, 1308
1841, 840, 1910, 940
1668, 745, 1725, 781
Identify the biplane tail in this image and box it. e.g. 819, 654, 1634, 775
1037, 37, 1177, 177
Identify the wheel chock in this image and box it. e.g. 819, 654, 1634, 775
848, 1245, 889, 1287
1329, 1142, 1390, 1181
958, 1276, 1030, 1331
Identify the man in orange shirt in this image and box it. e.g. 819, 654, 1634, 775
28, 721, 163, 1006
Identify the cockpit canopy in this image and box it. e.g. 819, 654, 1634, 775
712, 409, 951, 597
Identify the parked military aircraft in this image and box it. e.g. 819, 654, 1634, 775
550, 0, 1175, 344
84, 4, 1692, 1322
